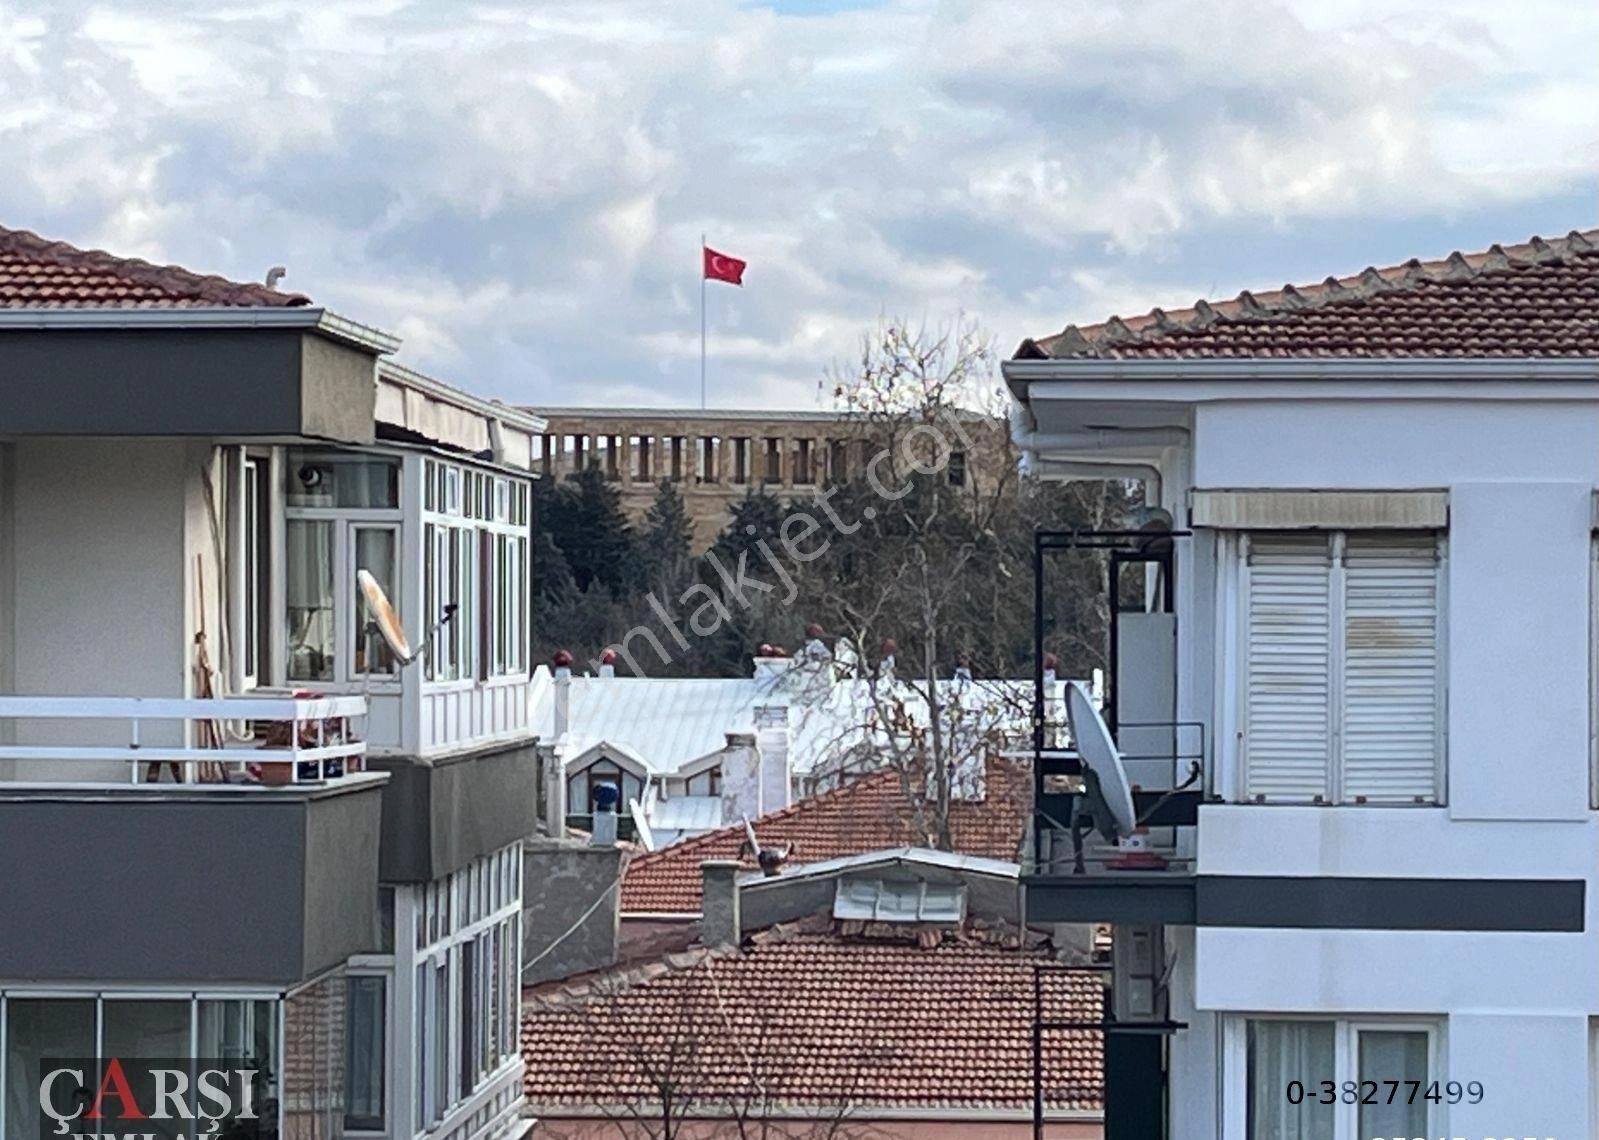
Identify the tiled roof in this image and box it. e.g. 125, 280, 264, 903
1017, 229, 1599, 360
522, 922, 1104, 1115
620, 756, 1030, 914
0, 224, 310, 309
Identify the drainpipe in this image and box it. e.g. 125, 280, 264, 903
1013, 426, 1190, 509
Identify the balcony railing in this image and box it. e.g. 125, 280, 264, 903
0, 694, 367, 786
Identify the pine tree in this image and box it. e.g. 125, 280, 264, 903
541, 466, 637, 595
639, 479, 695, 599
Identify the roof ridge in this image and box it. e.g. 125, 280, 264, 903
1023, 227, 1599, 360
624, 764, 904, 872
0, 222, 311, 307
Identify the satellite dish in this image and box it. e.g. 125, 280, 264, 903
357, 569, 415, 664
1065, 680, 1137, 836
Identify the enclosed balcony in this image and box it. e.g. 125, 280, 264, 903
0, 693, 386, 986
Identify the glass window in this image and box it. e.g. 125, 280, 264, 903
243, 457, 268, 684
431, 963, 448, 1123
5, 1000, 95, 1140
344, 977, 386, 1132
197, 998, 279, 1140
101, 1000, 193, 1140
1358, 1030, 1429, 1138
287, 451, 399, 509
1246, 1021, 1334, 1140
352, 527, 399, 675
286, 519, 336, 681
947, 449, 967, 487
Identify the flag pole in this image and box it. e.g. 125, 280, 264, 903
700, 233, 707, 410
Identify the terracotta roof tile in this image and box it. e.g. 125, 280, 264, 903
1018, 229, 1599, 360
522, 926, 1103, 1114
620, 757, 1030, 914
0, 224, 310, 309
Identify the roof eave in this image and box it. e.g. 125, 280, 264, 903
0, 305, 402, 355
1004, 355, 1599, 383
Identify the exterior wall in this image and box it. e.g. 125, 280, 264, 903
536, 410, 1010, 547
8, 437, 196, 779
531, 1116, 1100, 1138
522, 839, 622, 985
1163, 397, 1599, 1140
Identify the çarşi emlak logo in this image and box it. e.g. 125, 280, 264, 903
36, 1059, 267, 1140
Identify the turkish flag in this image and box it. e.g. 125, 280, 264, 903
703, 246, 746, 286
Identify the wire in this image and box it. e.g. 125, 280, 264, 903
522, 875, 622, 974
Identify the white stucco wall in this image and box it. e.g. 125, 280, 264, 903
1160, 397, 1599, 1138
8, 438, 203, 780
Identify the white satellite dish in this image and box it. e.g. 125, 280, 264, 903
1065, 679, 1137, 836
357, 569, 415, 664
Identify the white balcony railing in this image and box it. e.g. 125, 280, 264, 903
0, 694, 368, 786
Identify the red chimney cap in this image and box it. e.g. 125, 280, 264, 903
805, 622, 826, 640
770, 644, 788, 657
552, 649, 574, 668
757, 642, 775, 657
1043, 652, 1059, 671
599, 647, 618, 665
880, 637, 898, 656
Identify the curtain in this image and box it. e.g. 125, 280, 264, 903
286, 520, 335, 681
1358, 1031, 1429, 1137
1247, 1020, 1335, 1140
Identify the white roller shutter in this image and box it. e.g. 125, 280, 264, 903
1340, 533, 1440, 803
1244, 534, 1334, 802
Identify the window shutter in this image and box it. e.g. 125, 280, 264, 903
1244, 534, 1334, 801
1340, 533, 1440, 803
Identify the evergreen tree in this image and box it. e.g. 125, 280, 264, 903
639, 479, 695, 599
542, 466, 637, 595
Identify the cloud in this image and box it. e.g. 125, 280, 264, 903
0, 0, 1593, 409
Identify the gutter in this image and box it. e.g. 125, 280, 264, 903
1003, 356, 1599, 384
0, 305, 401, 355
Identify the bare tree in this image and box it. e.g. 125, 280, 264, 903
527, 954, 886, 1140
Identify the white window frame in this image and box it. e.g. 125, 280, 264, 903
1230, 530, 1448, 805
343, 966, 394, 1136
1590, 536, 1599, 809
421, 458, 530, 686
282, 449, 405, 690
1224, 1014, 1445, 1140
409, 846, 525, 1140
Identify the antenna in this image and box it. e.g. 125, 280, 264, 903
357, 568, 456, 669
1062, 680, 1138, 874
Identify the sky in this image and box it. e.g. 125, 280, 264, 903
1, 0, 1595, 410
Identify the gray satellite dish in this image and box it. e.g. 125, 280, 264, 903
1063, 680, 1138, 871
358, 569, 415, 664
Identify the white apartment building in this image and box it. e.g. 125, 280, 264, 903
1007, 229, 1599, 1139
0, 225, 540, 1140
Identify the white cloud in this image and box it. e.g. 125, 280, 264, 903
0, 0, 1592, 409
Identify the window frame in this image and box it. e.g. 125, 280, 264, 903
343, 971, 392, 1135
1227, 1015, 1443, 1140
1230, 529, 1448, 806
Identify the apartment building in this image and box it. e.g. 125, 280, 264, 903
532, 408, 1008, 546
1006, 229, 1599, 1138
0, 226, 540, 1140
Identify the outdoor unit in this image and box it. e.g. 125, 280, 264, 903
1111, 923, 1167, 1023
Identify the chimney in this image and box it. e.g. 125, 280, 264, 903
878, 637, 897, 682
753, 705, 791, 814
752, 645, 795, 684
542, 744, 568, 835
598, 646, 617, 679
700, 860, 743, 946
719, 731, 762, 823
553, 650, 573, 738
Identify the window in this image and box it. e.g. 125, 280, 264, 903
829, 439, 849, 483
834, 878, 964, 923
731, 437, 751, 484
284, 450, 403, 685
1244, 1019, 1434, 1139
764, 437, 782, 483
669, 437, 685, 482
1241, 531, 1443, 804
345, 976, 386, 1132
795, 438, 814, 485
947, 449, 967, 487
602, 435, 621, 481
697, 436, 720, 484
286, 519, 336, 681
353, 527, 399, 675
630, 435, 652, 482
242, 456, 269, 685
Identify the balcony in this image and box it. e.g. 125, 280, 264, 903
0, 693, 386, 986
